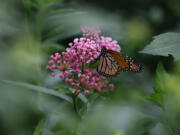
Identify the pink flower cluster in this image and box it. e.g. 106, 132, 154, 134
46, 52, 71, 78
63, 36, 120, 68
46, 53, 114, 94
65, 68, 114, 94
46, 26, 119, 95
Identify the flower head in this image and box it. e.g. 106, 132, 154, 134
46, 26, 120, 94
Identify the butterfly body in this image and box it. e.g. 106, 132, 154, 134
96, 46, 142, 77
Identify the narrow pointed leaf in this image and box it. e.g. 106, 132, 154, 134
78, 93, 88, 103
2, 80, 73, 103
34, 119, 44, 135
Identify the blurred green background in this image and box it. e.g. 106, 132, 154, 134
0, 0, 180, 135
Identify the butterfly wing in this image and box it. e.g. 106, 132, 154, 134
96, 47, 142, 77
97, 54, 119, 77
108, 51, 129, 71
128, 59, 142, 72
108, 51, 142, 72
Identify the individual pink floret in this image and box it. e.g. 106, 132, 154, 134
84, 90, 90, 94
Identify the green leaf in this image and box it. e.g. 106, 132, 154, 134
34, 119, 44, 135
154, 63, 169, 93
145, 93, 163, 107
78, 93, 88, 103
2, 80, 73, 103
140, 32, 180, 61
145, 63, 169, 107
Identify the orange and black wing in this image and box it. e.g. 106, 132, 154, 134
96, 47, 142, 77
97, 53, 119, 77
107, 51, 129, 71
108, 51, 142, 72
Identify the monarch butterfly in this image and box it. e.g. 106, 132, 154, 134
96, 46, 142, 77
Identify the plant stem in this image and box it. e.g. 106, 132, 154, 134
72, 94, 80, 135
73, 95, 78, 113
72, 95, 81, 119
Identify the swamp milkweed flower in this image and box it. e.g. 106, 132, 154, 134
46, 26, 119, 94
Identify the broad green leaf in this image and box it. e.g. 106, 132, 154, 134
2, 80, 73, 103
145, 63, 169, 107
34, 119, 44, 135
140, 32, 180, 61
145, 93, 163, 107
154, 63, 169, 93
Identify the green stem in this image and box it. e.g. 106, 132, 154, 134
72, 94, 80, 135
73, 94, 78, 115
